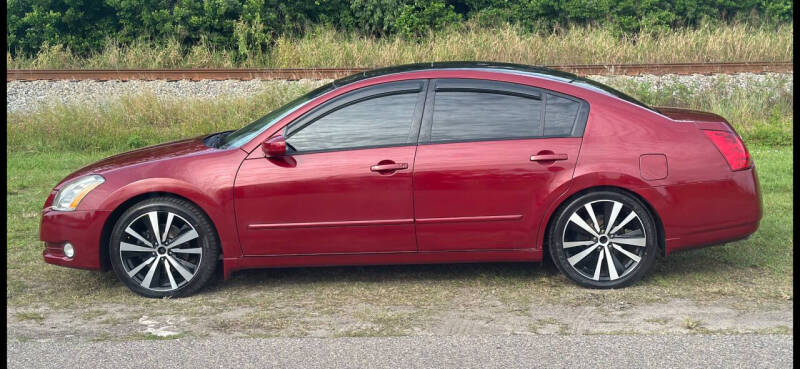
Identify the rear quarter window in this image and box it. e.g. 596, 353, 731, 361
544, 94, 582, 136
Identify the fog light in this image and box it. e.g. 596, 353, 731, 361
63, 243, 75, 258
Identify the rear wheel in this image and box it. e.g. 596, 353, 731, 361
548, 190, 658, 288
109, 197, 218, 298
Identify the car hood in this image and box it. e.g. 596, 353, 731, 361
654, 106, 729, 123
59, 136, 216, 185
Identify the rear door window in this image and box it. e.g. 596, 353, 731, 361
425, 79, 588, 143
431, 91, 543, 142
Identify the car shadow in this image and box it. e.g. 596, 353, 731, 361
206, 260, 561, 290
64, 246, 753, 296
207, 246, 753, 291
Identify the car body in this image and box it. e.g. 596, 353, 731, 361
40, 62, 762, 297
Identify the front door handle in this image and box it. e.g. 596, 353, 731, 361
530, 153, 568, 162
370, 162, 408, 172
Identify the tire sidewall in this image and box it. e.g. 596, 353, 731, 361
548, 190, 658, 289
109, 198, 218, 298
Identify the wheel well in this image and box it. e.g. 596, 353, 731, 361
542, 186, 667, 261
98, 192, 222, 271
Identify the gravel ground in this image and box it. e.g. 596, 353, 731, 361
590, 72, 793, 93
5, 79, 327, 113
7, 335, 793, 369
6, 73, 792, 113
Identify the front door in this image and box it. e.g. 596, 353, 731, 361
412, 79, 587, 251
234, 80, 428, 255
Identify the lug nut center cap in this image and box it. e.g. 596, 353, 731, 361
598, 235, 609, 245
157, 246, 167, 255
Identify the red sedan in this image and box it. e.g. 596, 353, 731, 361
40, 62, 762, 297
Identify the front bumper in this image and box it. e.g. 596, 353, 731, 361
40, 208, 111, 270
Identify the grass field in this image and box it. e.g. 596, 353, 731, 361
6, 75, 793, 339
5, 145, 793, 338
7, 23, 793, 69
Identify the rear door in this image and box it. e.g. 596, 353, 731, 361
413, 79, 587, 251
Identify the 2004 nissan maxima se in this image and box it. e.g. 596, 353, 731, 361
40, 62, 762, 297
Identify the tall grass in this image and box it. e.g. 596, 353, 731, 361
6, 81, 324, 153
6, 75, 791, 154
7, 22, 793, 69
600, 75, 794, 146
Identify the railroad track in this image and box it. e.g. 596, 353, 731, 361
7, 62, 792, 81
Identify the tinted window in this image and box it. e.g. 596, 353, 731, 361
431, 91, 542, 142
544, 94, 581, 136
286, 93, 418, 152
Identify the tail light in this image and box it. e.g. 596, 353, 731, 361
702, 130, 752, 171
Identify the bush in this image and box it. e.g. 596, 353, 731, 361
6, 0, 795, 57
396, 0, 462, 38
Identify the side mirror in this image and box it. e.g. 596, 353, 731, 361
261, 135, 287, 157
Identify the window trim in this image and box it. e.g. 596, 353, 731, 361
419, 79, 590, 145
283, 80, 429, 155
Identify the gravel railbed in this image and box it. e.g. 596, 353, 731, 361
7, 73, 792, 113
6, 79, 329, 113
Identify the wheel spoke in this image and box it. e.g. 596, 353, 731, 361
593, 249, 604, 280
568, 244, 598, 266
127, 256, 156, 277
120, 242, 154, 253
584, 203, 601, 232
147, 212, 161, 246
140, 256, 161, 288
165, 255, 194, 281
614, 229, 643, 238
164, 259, 178, 289
162, 212, 175, 243
604, 202, 623, 235
166, 229, 199, 249
569, 213, 600, 238
171, 247, 202, 254
604, 246, 619, 280
175, 257, 197, 270
563, 240, 596, 249
612, 237, 647, 247
125, 227, 153, 247
609, 211, 638, 235
612, 244, 642, 263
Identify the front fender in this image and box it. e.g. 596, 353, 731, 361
94, 177, 242, 259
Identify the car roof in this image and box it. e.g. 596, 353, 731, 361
332, 61, 654, 111
332, 61, 579, 87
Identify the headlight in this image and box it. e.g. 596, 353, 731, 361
52, 175, 105, 211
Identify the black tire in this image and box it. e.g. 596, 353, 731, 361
109, 197, 218, 298
548, 190, 658, 289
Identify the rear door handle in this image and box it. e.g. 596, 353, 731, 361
530, 153, 568, 161
370, 163, 409, 172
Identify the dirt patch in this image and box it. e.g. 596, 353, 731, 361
7, 297, 792, 342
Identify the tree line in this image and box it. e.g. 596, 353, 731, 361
7, 0, 793, 56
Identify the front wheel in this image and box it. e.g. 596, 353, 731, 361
548, 190, 658, 289
109, 197, 218, 298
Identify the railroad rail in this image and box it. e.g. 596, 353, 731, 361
7, 62, 792, 81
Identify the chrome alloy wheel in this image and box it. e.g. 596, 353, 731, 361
118, 211, 202, 292
561, 199, 647, 282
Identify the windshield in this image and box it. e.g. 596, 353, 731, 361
218, 83, 336, 149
